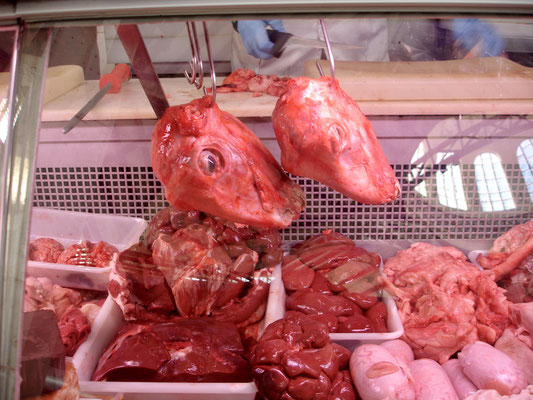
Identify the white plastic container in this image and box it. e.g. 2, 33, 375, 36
26, 208, 147, 290
70, 269, 291, 400
467, 250, 487, 269
264, 262, 404, 351
73, 296, 259, 400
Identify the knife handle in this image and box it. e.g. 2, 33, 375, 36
99, 63, 131, 94
266, 30, 292, 58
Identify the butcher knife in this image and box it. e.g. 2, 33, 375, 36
63, 63, 131, 134
266, 29, 361, 58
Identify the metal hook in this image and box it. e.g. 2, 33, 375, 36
184, 22, 197, 85
202, 21, 216, 106
184, 22, 204, 89
192, 22, 204, 89
184, 21, 216, 105
319, 19, 335, 84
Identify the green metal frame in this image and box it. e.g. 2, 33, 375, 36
0, 2, 530, 399
0, 26, 52, 400
0, 0, 531, 23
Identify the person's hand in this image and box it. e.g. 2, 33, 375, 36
451, 19, 505, 58
236, 20, 285, 59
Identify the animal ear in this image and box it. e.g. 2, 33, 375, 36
326, 123, 347, 153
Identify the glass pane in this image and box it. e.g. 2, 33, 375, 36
475, 152, 516, 212
517, 138, 533, 202
0, 27, 17, 238
7, 11, 533, 400
0, 28, 17, 394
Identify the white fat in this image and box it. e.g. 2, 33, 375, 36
301, 80, 335, 120
170, 345, 193, 361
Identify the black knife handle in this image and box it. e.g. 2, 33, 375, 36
267, 29, 292, 58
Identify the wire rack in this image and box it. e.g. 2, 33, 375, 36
33, 163, 533, 242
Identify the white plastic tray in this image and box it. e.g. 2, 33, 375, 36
26, 208, 147, 290
264, 262, 404, 351
467, 250, 487, 269
73, 286, 278, 399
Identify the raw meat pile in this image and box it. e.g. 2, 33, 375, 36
151, 95, 305, 229
24, 276, 105, 355
108, 243, 176, 322
216, 68, 291, 97
104, 252, 262, 384
143, 206, 284, 269
99, 205, 285, 384
477, 219, 533, 303
250, 312, 355, 400
272, 76, 400, 205
93, 318, 251, 382
383, 242, 511, 363
109, 206, 278, 333
282, 231, 388, 333
29, 238, 118, 268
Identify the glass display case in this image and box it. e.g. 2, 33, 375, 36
1, 2, 532, 399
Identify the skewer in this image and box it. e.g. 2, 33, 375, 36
319, 19, 335, 84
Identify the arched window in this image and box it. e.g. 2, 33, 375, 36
435, 152, 468, 211
517, 139, 533, 203
410, 141, 428, 197
474, 153, 515, 212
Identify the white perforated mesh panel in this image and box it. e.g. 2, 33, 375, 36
33, 163, 533, 242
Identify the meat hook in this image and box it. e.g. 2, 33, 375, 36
319, 19, 335, 84
184, 21, 204, 89
202, 21, 217, 106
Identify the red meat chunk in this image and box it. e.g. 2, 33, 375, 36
92, 318, 251, 382
250, 312, 356, 400
28, 238, 65, 263
57, 240, 118, 268
57, 305, 91, 356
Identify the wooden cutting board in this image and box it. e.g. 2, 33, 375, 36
0, 65, 84, 105
41, 58, 533, 121
306, 57, 533, 101
41, 77, 279, 122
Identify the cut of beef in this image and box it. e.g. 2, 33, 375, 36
92, 318, 251, 382
384, 243, 511, 364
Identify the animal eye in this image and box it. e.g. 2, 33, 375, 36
198, 149, 224, 176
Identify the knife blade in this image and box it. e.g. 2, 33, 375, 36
116, 24, 169, 119
267, 30, 361, 58
63, 63, 131, 134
